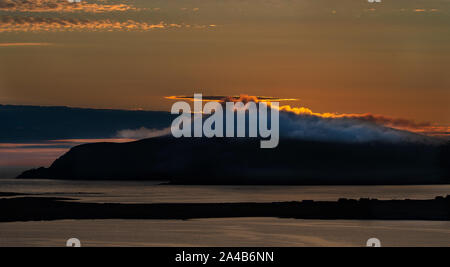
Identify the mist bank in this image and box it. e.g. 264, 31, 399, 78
18, 137, 450, 185
2, 103, 445, 143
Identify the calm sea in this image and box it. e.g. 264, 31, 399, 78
1, 179, 449, 247
1, 179, 450, 203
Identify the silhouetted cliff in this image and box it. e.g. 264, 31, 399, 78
18, 137, 450, 185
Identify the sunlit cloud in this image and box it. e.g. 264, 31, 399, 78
0, 16, 215, 32
49, 138, 136, 143
0, 143, 57, 148
0, 42, 52, 46
279, 105, 450, 138
167, 94, 449, 138
165, 95, 298, 103
0, 0, 138, 13
180, 7, 200, 12
413, 9, 439, 13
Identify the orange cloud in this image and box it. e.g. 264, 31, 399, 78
0, 16, 214, 32
50, 138, 135, 143
0, 0, 138, 13
0, 42, 52, 46
165, 95, 298, 103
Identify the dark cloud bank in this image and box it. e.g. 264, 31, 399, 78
0, 104, 174, 142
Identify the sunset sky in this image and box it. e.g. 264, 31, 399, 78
0, 0, 449, 126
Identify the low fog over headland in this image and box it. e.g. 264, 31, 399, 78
2, 102, 448, 184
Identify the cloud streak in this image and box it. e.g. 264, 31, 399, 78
0, 16, 214, 32
0, 42, 52, 46
0, 0, 138, 13
165, 95, 297, 103
116, 127, 171, 139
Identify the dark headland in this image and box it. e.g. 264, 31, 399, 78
0, 196, 449, 222
18, 137, 450, 185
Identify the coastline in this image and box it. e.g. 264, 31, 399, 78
1, 195, 449, 223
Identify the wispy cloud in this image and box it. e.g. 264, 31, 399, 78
0, 0, 138, 13
50, 138, 136, 144
0, 16, 215, 32
116, 127, 171, 139
0, 42, 52, 46
412, 8, 440, 13
165, 95, 297, 103
180, 7, 200, 12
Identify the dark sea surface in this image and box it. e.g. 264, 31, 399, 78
1, 179, 449, 203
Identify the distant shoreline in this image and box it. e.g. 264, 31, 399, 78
1, 196, 449, 223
